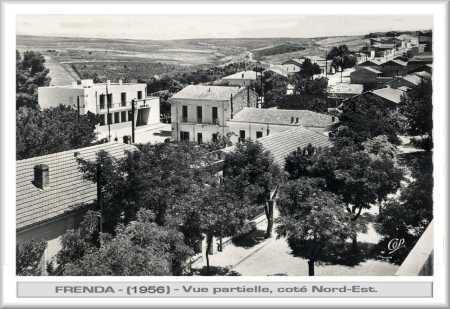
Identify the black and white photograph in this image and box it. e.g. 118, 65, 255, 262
1, 1, 449, 308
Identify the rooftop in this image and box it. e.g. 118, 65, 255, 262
16, 142, 138, 231
222, 70, 258, 81
356, 66, 382, 74
414, 71, 432, 79
402, 74, 423, 86
230, 107, 334, 128
328, 83, 364, 95
171, 85, 242, 101
371, 86, 405, 104
222, 127, 331, 168
385, 59, 408, 66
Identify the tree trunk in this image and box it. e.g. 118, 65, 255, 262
205, 234, 213, 272
351, 234, 359, 253
308, 259, 315, 276
265, 200, 274, 238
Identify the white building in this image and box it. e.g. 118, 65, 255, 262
38, 79, 160, 141
170, 85, 258, 143
227, 107, 336, 143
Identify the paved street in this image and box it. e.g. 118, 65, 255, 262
192, 208, 398, 276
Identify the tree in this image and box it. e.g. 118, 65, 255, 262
16, 105, 98, 160
16, 50, 51, 109
331, 94, 401, 145
276, 178, 354, 276
16, 240, 47, 275
59, 209, 192, 276
174, 183, 251, 272
375, 152, 433, 264
297, 58, 322, 80
284, 137, 404, 251
222, 140, 281, 237
327, 45, 357, 82
261, 70, 288, 108
399, 79, 432, 147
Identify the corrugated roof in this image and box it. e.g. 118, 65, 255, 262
223, 127, 332, 168
16, 142, 138, 231
371, 87, 404, 104
329, 83, 364, 95
222, 70, 258, 80
171, 85, 241, 100
230, 107, 334, 128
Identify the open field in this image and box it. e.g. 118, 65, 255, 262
17, 34, 368, 83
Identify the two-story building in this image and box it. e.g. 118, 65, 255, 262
227, 107, 336, 143
170, 85, 258, 143
38, 79, 160, 141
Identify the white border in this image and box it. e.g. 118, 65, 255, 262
1, 1, 448, 308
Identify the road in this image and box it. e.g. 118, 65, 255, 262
192, 208, 398, 276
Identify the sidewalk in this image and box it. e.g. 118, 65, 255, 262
192, 208, 398, 276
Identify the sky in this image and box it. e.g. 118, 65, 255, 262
16, 15, 433, 40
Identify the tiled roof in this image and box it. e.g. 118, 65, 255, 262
414, 71, 432, 79
371, 87, 404, 104
358, 66, 382, 74
385, 59, 408, 66
402, 74, 422, 86
16, 142, 138, 231
223, 127, 332, 168
229, 107, 334, 128
222, 70, 258, 81
259, 127, 331, 167
171, 85, 241, 101
329, 83, 364, 95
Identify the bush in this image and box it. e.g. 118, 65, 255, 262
16, 240, 47, 276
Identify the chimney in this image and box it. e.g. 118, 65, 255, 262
118, 79, 123, 85
34, 164, 49, 189
107, 80, 111, 88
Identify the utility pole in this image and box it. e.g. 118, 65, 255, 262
106, 83, 111, 142
96, 162, 103, 233
131, 99, 136, 143
76, 96, 80, 122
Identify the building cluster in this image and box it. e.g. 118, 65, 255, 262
21, 31, 432, 268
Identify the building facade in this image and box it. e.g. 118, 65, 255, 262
170, 85, 258, 143
227, 107, 335, 143
38, 79, 160, 141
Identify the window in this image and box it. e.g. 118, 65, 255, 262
212, 133, 218, 142
295, 117, 299, 124
114, 112, 120, 123
121, 111, 127, 122
197, 133, 203, 144
182, 106, 188, 122
121, 92, 127, 107
256, 131, 263, 139
99, 94, 105, 109
107, 113, 112, 124
180, 131, 190, 142
239, 130, 245, 142
99, 114, 106, 126
107, 93, 113, 108
212, 107, 218, 124
290, 117, 294, 124
137, 91, 143, 100
197, 106, 202, 123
